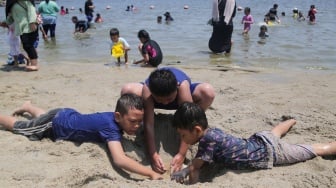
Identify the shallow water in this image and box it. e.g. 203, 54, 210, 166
0, 0, 335, 71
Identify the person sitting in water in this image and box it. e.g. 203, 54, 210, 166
164, 12, 174, 22
71, 16, 88, 33
157, 16, 162, 24
297, 11, 305, 22
292, 8, 299, 18
94, 13, 103, 23
258, 25, 269, 38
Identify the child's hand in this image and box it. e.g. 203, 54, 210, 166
29, 23, 37, 31
170, 167, 190, 184
0, 22, 8, 28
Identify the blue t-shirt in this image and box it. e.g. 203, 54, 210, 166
52, 108, 122, 143
195, 128, 269, 169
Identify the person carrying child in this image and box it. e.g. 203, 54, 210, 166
0, 94, 162, 180
171, 102, 336, 184
133, 29, 162, 67
109, 28, 130, 64
120, 67, 215, 174
307, 5, 317, 24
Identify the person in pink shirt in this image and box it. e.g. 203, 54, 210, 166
241, 7, 254, 35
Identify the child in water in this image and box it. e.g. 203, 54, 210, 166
109, 28, 130, 64
134, 30, 162, 67
71, 16, 89, 33
297, 11, 305, 22
307, 5, 317, 24
94, 13, 103, 23
60, 6, 66, 15
258, 25, 269, 38
241, 7, 254, 35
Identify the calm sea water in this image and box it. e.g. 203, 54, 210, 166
0, 0, 335, 71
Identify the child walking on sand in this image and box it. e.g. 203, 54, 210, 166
241, 7, 254, 35
171, 102, 336, 184
109, 28, 130, 64
0, 94, 162, 180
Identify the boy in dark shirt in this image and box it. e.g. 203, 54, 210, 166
71, 16, 88, 33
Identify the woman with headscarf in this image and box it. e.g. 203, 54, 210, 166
208, 0, 236, 54
3, 0, 39, 71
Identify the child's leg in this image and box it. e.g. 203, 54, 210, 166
271, 119, 296, 138
0, 114, 18, 131
13, 55, 19, 66
120, 83, 144, 96
312, 142, 336, 156
191, 83, 215, 110
12, 101, 46, 118
124, 51, 128, 63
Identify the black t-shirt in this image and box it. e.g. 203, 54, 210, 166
269, 8, 277, 20
84, 1, 93, 16
142, 40, 163, 67
75, 20, 88, 32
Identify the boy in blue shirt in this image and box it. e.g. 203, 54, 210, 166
171, 102, 336, 184
0, 94, 162, 180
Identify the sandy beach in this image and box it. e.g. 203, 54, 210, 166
0, 62, 335, 187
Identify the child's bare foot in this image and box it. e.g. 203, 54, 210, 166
25, 65, 39, 71
12, 101, 32, 116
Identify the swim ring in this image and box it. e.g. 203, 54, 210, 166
111, 42, 124, 58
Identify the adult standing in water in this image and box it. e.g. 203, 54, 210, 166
37, 0, 60, 40
208, 0, 236, 54
2, 0, 39, 71
84, 0, 95, 24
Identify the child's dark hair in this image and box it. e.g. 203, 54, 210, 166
72, 16, 78, 22
110, 28, 119, 36
115, 93, 144, 115
173, 102, 208, 131
260, 25, 268, 32
244, 7, 250, 13
138, 29, 150, 40
148, 69, 177, 97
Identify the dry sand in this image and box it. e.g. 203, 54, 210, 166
0, 62, 335, 187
